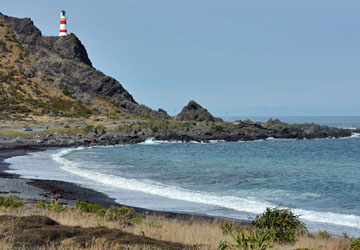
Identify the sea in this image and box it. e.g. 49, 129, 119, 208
4, 116, 360, 236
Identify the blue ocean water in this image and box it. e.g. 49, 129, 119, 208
4, 116, 360, 236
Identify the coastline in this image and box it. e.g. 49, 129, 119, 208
0, 144, 249, 225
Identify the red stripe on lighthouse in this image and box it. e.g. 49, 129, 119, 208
60, 29, 67, 32
60, 20, 66, 24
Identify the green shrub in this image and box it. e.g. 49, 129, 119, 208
351, 238, 360, 250
75, 200, 106, 216
219, 228, 273, 250
64, 125, 70, 128
62, 89, 70, 96
36, 199, 66, 213
105, 206, 144, 225
317, 230, 331, 240
47, 77, 54, 82
84, 125, 94, 132
118, 123, 135, 132
252, 207, 307, 244
221, 222, 235, 235
140, 114, 151, 120
214, 125, 224, 132
0, 195, 24, 208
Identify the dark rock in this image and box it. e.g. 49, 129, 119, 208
157, 108, 170, 118
0, 12, 166, 119
23, 68, 35, 78
175, 100, 221, 122
0, 41, 8, 53
266, 118, 282, 125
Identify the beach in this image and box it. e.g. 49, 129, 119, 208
0, 142, 356, 250
0, 144, 250, 225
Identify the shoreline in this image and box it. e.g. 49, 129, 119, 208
0, 144, 249, 225
2, 138, 360, 237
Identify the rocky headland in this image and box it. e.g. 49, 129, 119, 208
0, 12, 355, 148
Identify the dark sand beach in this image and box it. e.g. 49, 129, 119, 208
0, 145, 247, 224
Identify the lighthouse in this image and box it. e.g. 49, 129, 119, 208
59, 10, 67, 36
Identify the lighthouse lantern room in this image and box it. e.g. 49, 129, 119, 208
59, 10, 67, 36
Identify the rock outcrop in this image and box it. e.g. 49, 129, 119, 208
175, 100, 221, 122
0, 12, 354, 145
0, 12, 166, 118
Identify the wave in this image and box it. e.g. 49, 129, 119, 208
339, 133, 360, 140
350, 133, 360, 138
52, 148, 360, 229
139, 138, 184, 145
139, 138, 225, 145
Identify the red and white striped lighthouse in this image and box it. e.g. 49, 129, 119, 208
59, 10, 67, 36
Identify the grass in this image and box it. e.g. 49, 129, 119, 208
0, 129, 31, 137
0, 127, 86, 139
40, 127, 84, 135
0, 197, 355, 250
75, 200, 106, 216
0, 195, 24, 208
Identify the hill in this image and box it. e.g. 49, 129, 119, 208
0, 12, 353, 144
0, 12, 166, 122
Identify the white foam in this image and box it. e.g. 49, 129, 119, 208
139, 138, 183, 145
351, 133, 360, 138
139, 138, 212, 145
210, 140, 225, 143
339, 133, 360, 139
52, 148, 360, 229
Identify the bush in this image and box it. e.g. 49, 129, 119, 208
62, 89, 70, 96
84, 125, 94, 132
105, 206, 144, 225
37, 199, 66, 213
214, 125, 224, 132
317, 230, 331, 240
47, 77, 54, 82
252, 207, 307, 244
221, 222, 235, 235
219, 228, 273, 250
118, 123, 135, 132
64, 125, 70, 128
0, 195, 24, 208
75, 200, 106, 216
351, 238, 360, 250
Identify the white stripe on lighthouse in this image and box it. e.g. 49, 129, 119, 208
59, 10, 67, 36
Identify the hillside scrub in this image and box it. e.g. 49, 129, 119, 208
0, 196, 354, 250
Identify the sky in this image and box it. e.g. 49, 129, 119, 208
1, 0, 359, 116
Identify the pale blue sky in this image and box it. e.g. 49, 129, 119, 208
2, 0, 359, 116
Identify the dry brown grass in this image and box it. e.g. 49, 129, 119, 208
276, 235, 351, 250
40, 127, 85, 135
0, 129, 31, 137
0, 205, 353, 250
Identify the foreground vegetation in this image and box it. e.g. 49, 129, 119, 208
0, 196, 357, 249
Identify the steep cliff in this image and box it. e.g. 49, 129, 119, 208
0, 12, 165, 119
